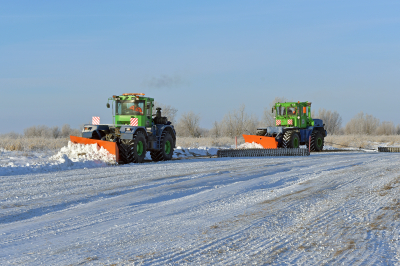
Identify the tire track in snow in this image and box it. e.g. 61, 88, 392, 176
134, 153, 400, 265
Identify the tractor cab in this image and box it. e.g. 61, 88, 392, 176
273, 101, 312, 128
108, 93, 154, 127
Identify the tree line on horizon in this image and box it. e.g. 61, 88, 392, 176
2, 99, 399, 139
157, 98, 400, 138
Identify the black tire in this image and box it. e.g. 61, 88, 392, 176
282, 131, 300, 148
276, 133, 283, 148
256, 129, 267, 136
310, 131, 324, 152
150, 131, 174, 162
118, 132, 147, 164
92, 131, 104, 140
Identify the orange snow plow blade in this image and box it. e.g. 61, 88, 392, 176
242, 134, 278, 149
69, 136, 119, 162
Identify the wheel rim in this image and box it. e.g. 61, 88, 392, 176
137, 141, 144, 156
165, 140, 171, 154
317, 138, 323, 147
293, 137, 299, 148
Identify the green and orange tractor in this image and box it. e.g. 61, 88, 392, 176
244, 101, 327, 151
70, 93, 176, 164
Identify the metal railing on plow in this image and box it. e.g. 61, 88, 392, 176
217, 148, 310, 158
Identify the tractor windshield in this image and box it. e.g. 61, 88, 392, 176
116, 101, 145, 115
287, 107, 296, 115
277, 106, 286, 116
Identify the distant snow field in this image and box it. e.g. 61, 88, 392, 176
1, 142, 400, 265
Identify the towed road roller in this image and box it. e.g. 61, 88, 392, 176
70, 93, 176, 164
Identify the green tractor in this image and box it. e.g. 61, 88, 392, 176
245, 101, 327, 151
71, 93, 176, 163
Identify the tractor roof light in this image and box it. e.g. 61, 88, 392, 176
123, 93, 145, 96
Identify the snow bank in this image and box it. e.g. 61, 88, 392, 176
323, 145, 338, 150
0, 142, 116, 176
0, 143, 222, 176
50, 141, 116, 164
172, 146, 219, 158
237, 142, 264, 149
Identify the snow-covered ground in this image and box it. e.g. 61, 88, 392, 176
1, 143, 400, 265
0, 142, 219, 176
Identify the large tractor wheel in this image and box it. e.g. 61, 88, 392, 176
150, 131, 174, 162
118, 132, 147, 164
282, 131, 300, 148
310, 131, 324, 152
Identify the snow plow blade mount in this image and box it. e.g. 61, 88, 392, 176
218, 148, 310, 158
243, 134, 278, 149
69, 136, 119, 162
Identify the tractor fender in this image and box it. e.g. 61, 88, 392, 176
120, 126, 147, 140
152, 125, 176, 148
299, 127, 314, 143
305, 126, 327, 140
312, 119, 324, 127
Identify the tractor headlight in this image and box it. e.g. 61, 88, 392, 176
126, 128, 132, 131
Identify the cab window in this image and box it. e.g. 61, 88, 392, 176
287, 107, 296, 115
277, 106, 286, 116
116, 101, 145, 115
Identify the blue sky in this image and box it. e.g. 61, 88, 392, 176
1, 1, 399, 133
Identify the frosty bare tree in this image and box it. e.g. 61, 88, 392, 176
0, 132, 21, 139
375, 121, 396, 135
51, 126, 61, 139
221, 105, 259, 137
314, 108, 342, 135
345, 112, 380, 135
153, 101, 178, 124
24, 125, 53, 138
24, 124, 81, 138
60, 124, 81, 137
61, 124, 72, 138
210, 121, 222, 138
262, 97, 288, 126
175, 111, 201, 137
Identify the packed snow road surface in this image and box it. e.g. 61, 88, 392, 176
1, 152, 400, 265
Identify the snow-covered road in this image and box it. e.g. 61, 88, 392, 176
1, 152, 400, 265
